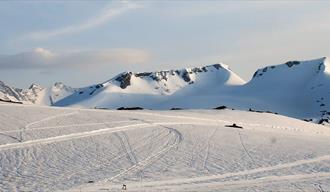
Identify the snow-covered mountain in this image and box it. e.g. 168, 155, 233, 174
235, 57, 330, 123
0, 81, 43, 104
0, 81, 76, 105
54, 63, 245, 108
1, 57, 330, 124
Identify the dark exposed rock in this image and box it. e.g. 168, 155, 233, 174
29, 83, 42, 90
253, 71, 258, 78
135, 72, 152, 77
214, 106, 227, 110
303, 119, 313, 122
248, 108, 278, 114
225, 123, 243, 129
317, 63, 323, 73
94, 107, 109, 110
115, 72, 132, 89
285, 61, 300, 67
0, 98, 23, 104
117, 107, 144, 110
181, 70, 191, 82
95, 84, 103, 89
192, 68, 203, 73
213, 64, 223, 70
170, 108, 183, 110
89, 85, 103, 95
262, 67, 268, 72
318, 118, 329, 124
150, 71, 168, 81
123, 64, 223, 85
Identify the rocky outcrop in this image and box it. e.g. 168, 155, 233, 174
115, 72, 132, 89
114, 64, 227, 89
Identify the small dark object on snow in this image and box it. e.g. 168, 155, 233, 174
214, 106, 227, 110
122, 184, 127, 190
225, 123, 243, 129
170, 108, 182, 110
88, 180, 94, 183
117, 107, 144, 110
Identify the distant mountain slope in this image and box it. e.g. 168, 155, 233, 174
0, 81, 43, 104
235, 57, 330, 123
54, 63, 245, 108
0, 81, 76, 105
1, 57, 330, 124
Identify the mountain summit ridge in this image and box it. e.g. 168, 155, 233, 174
1, 57, 330, 124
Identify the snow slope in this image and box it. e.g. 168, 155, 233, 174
0, 103, 330, 191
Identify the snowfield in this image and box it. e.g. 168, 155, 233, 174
1, 103, 330, 191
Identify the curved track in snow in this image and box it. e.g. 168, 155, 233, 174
1, 106, 330, 192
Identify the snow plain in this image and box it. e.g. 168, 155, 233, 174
1, 103, 330, 191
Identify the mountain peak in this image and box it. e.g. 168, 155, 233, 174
111, 63, 237, 90
29, 83, 42, 90
251, 57, 330, 80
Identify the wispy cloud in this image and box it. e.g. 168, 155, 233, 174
26, 1, 141, 40
0, 48, 151, 69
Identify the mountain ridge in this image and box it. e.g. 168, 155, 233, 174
1, 57, 330, 124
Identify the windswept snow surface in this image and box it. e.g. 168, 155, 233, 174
1, 103, 330, 191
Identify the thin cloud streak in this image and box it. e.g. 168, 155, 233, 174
0, 48, 152, 69
26, 1, 141, 40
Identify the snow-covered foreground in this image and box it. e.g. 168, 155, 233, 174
1, 103, 330, 191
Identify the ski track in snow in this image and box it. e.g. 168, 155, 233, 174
124, 172, 330, 191
71, 111, 330, 191
0, 120, 133, 134
106, 153, 330, 190
202, 127, 217, 171
104, 127, 182, 183
1, 106, 330, 191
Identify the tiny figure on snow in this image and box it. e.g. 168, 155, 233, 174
122, 184, 127, 190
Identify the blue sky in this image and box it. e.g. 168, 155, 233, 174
1, 0, 330, 87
